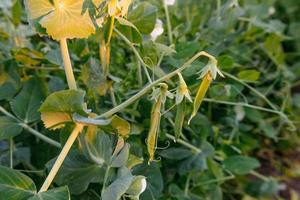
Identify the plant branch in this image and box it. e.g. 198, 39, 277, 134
39, 124, 84, 192
203, 98, 295, 130
40, 38, 83, 192
101, 166, 111, 195
222, 71, 277, 110
166, 133, 202, 153
0, 106, 61, 148
114, 28, 165, 81
9, 138, 13, 168
98, 51, 212, 118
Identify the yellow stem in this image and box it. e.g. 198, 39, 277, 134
60, 38, 77, 90
39, 124, 84, 192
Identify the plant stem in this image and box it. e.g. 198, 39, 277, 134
115, 28, 145, 67
163, 0, 173, 45
250, 171, 269, 181
217, 0, 221, 20
166, 133, 201, 153
39, 124, 84, 192
109, 86, 118, 107
137, 60, 143, 86
9, 137, 13, 168
39, 38, 83, 193
101, 166, 111, 195
184, 173, 191, 196
60, 38, 77, 90
114, 28, 167, 80
0, 106, 61, 148
203, 98, 295, 130
222, 72, 277, 110
97, 51, 218, 118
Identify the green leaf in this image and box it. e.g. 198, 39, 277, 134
102, 172, 134, 200
39, 90, 86, 129
160, 148, 192, 160
0, 64, 21, 100
133, 164, 163, 200
218, 55, 234, 69
11, 78, 45, 123
223, 155, 260, 175
154, 43, 176, 56
237, 70, 261, 82
128, 2, 157, 34
111, 143, 130, 168
126, 176, 147, 199
0, 116, 23, 140
28, 186, 70, 200
46, 151, 105, 195
263, 34, 285, 67
0, 147, 30, 167
45, 48, 63, 66
111, 115, 131, 138
140, 41, 158, 67
81, 58, 108, 96
207, 185, 223, 200
80, 128, 113, 165
39, 90, 86, 114
0, 165, 36, 200
117, 17, 140, 34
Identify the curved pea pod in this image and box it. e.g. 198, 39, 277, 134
147, 84, 168, 163
188, 72, 212, 124
174, 100, 186, 141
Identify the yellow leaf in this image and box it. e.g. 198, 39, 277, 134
108, 0, 119, 16
26, 0, 95, 40
111, 115, 131, 137
41, 112, 72, 130
26, 0, 54, 19
119, 0, 132, 16
92, 0, 104, 7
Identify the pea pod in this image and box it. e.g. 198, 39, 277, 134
147, 84, 168, 163
188, 72, 212, 124
174, 99, 186, 141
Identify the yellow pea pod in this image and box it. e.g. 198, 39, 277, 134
147, 84, 168, 163
100, 39, 110, 77
188, 72, 212, 124
147, 106, 161, 163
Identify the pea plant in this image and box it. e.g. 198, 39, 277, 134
0, 0, 299, 199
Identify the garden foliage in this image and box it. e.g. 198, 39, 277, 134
0, 0, 299, 199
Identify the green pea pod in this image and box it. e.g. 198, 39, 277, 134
174, 99, 186, 141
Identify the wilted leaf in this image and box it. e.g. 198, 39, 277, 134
111, 115, 131, 137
